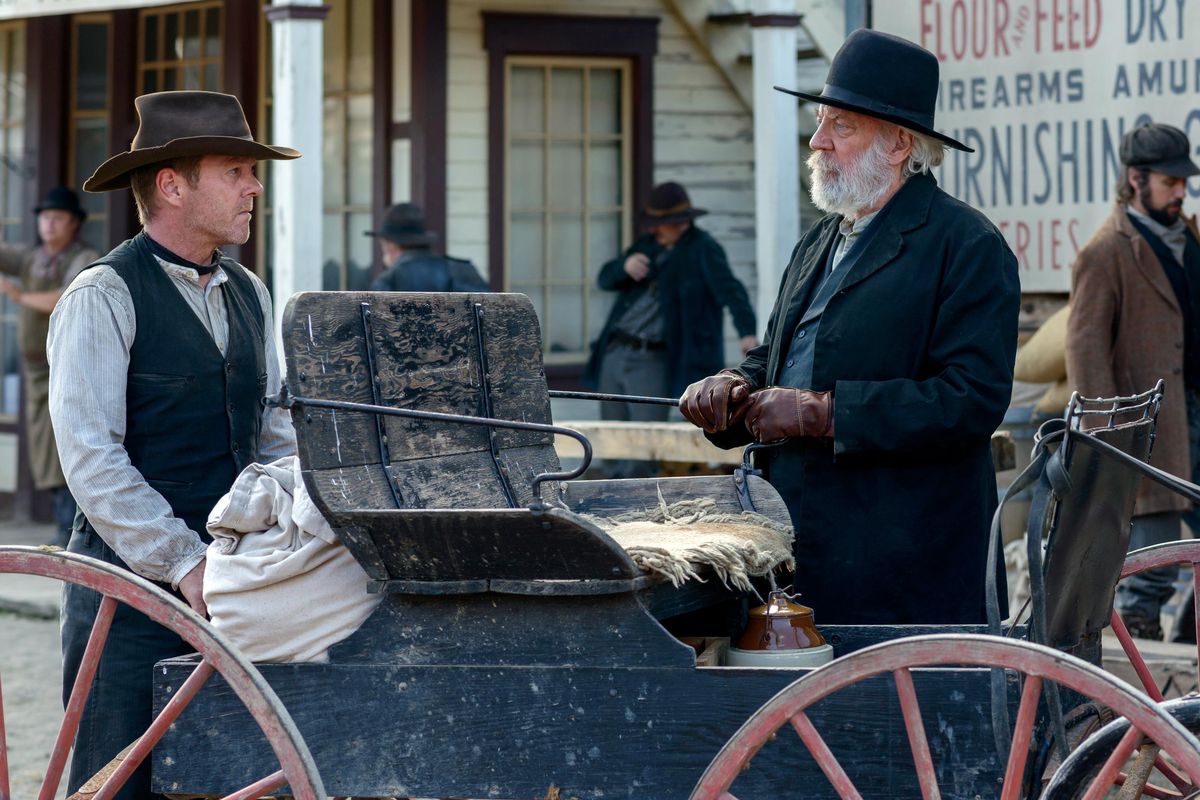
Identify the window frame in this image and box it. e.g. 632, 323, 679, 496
503, 55, 633, 365
69, 13, 113, 252
136, 1, 225, 96
0, 20, 22, 426
483, 12, 658, 383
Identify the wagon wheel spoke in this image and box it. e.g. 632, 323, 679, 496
1115, 770, 1185, 799
1150, 753, 1194, 794
998, 674, 1042, 800
892, 668, 940, 800
42, 594, 119, 800
789, 712, 863, 800
1115, 743, 1162, 800
691, 635, 1200, 800
1111, 609, 1167, 702
1082, 727, 1148, 800
0, 546, 325, 800
217, 769, 288, 800
90, 660, 216, 800
1119, 542, 1200, 699
1, 671, 10, 800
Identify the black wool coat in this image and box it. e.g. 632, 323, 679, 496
710, 173, 1020, 625
583, 225, 757, 397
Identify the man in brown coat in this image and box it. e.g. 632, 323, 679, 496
1066, 122, 1200, 640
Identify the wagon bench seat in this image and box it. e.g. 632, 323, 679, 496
280, 291, 792, 603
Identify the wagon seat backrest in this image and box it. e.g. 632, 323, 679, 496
280, 291, 563, 515
1035, 408, 1155, 651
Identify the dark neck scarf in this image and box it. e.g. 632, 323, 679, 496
144, 233, 220, 276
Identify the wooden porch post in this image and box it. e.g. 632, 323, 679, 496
265, 1, 328, 345
750, 3, 801, 337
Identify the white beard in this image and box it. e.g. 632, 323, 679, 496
808, 135, 896, 218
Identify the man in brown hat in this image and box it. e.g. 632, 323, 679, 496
367, 201, 489, 292
583, 181, 757, 476
0, 186, 98, 546
46, 90, 299, 799
1067, 122, 1200, 640
680, 30, 1020, 625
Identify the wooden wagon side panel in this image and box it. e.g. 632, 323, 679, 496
152, 660, 1009, 800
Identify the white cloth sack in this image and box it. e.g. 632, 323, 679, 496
203, 455, 381, 663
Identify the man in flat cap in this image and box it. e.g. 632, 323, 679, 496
1067, 122, 1200, 641
0, 186, 98, 546
48, 90, 300, 799
680, 29, 1020, 625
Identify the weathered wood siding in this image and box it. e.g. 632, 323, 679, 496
443, 0, 758, 358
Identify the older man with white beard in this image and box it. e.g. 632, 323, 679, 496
679, 29, 1020, 625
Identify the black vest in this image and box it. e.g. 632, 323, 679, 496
95, 232, 266, 537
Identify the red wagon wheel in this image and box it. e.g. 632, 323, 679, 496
0, 545, 324, 800
1114, 540, 1200, 699
690, 634, 1200, 800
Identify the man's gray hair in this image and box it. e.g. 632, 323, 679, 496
902, 130, 946, 179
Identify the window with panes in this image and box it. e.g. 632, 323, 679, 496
0, 22, 24, 420
322, 0, 375, 290
505, 57, 631, 363
70, 15, 111, 251
138, 2, 223, 94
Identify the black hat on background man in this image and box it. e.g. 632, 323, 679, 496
364, 203, 438, 247
1120, 123, 1200, 177
35, 186, 87, 222
774, 28, 971, 153
639, 181, 707, 227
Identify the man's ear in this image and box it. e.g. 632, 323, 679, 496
886, 127, 915, 167
155, 166, 187, 210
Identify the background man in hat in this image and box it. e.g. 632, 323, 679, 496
47, 90, 299, 799
584, 181, 757, 477
1067, 123, 1200, 641
680, 29, 1020, 625
368, 201, 489, 292
0, 186, 97, 546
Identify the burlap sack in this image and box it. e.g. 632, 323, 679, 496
203, 456, 381, 663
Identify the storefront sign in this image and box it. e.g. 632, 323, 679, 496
874, 1, 1200, 292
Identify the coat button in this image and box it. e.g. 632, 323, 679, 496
786, 359, 794, 367
798, 330, 807, 339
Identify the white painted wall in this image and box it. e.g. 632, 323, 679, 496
442, 0, 759, 361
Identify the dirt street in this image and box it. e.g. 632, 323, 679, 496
0, 610, 63, 798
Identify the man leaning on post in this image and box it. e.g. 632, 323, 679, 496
679, 29, 1020, 626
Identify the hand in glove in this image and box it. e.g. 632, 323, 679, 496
679, 371, 753, 433
744, 388, 834, 442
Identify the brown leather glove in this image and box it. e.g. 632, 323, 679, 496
744, 388, 834, 442
679, 370, 753, 433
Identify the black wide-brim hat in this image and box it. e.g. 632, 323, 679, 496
775, 29, 972, 153
638, 181, 707, 226
84, 91, 301, 192
364, 202, 438, 246
35, 186, 87, 222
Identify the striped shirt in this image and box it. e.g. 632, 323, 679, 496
47, 251, 295, 588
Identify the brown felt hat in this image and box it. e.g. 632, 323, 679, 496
638, 182, 707, 226
84, 91, 301, 192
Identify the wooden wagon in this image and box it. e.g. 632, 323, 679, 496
3, 292, 1200, 800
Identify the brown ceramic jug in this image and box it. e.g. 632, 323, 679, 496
735, 589, 826, 651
